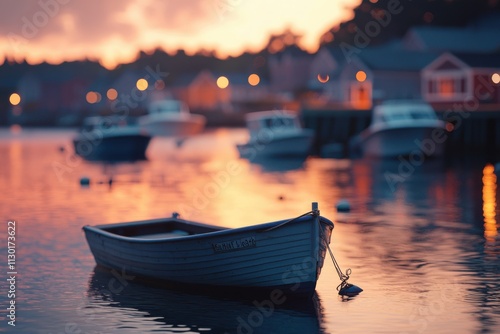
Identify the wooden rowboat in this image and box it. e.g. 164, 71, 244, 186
83, 203, 334, 296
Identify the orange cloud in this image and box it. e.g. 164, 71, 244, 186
0, 0, 359, 68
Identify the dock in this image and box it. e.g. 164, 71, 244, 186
301, 108, 500, 158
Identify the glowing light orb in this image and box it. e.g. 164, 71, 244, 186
9, 93, 21, 106
136, 78, 148, 91
317, 74, 330, 83
492, 73, 500, 84
248, 74, 260, 86
86, 91, 99, 104
356, 71, 367, 82
217, 76, 229, 89
106, 88, 118, 100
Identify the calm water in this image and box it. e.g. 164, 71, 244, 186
0, 127, 499, 334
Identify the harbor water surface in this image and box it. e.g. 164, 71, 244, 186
0, 128, 499, 333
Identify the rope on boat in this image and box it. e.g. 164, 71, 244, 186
259, 202, 362, 296
258, 202, 361, 295
326, 242, 354, 292
260, 208, 319, 232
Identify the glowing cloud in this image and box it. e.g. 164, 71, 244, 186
0, 0, 360, 68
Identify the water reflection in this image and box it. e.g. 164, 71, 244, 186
1, 128, 500, 333
249, 157, 307, 172
87, 267, 325, 334
482, 164, 498, 242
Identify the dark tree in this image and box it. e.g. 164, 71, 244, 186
320, 0, 500, 47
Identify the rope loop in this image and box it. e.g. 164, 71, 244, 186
336, 268, 352, 292
326, 242, 354, 292
261, 209, 318, 232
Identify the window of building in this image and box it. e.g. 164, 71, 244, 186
439, 78, 455, 96
427, 74, 467, 99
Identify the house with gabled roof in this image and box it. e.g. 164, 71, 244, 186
305, 46, 346, 105
307, 46, 342, 90
172, 70, 226, 110
333, 42, 438, 109
268, 46, 313, 94
421, 52, 500, 110
14, 63, 98, 124
172, 70, 271, 112
359, 48, 438, 97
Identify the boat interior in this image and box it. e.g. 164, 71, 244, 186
97, 218, 226, 239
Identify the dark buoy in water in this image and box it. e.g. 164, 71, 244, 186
80, 177, 90, 186
339, 283, 363, 297
175, 138, 186, 148
336, 199, 350, 212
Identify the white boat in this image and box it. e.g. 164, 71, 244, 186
236, 110, 314, 159
138, 99, 206, 137
353, 100, 446, 158
83, 203, 334, 296
73, 116, 151, 161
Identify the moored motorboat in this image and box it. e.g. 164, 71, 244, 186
83, 203, 334, 296
352, 100, 446, 158
138, 99, 206, 137
73, 116, 151, 161
236, 110, 314, 159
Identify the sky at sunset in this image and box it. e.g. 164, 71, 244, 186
0, 0, 360, 69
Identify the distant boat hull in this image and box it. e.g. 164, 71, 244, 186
237, 131, 314, 159
138, 115, 206, 137
83, 211, 334, 296
351, 100, 446, 158
358, 124, 444, 158
73, 133, 151, 161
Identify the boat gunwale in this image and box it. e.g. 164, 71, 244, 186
359, 121, 446, 141
83, 215, 334, 244
237, 130, 314, 149
244, 110, 298, 122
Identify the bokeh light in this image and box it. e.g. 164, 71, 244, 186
317, 74, 330, 83
9, 124, 22, 134
423, 12, 434, 23
155, 80, 165, 90
217, 76, 229, 89
356, 70, 367, 82
9, 93, 21, 106
322, 32, 334, 43
136, 78, 148, 91
248, 74, 260, 86
492, 73, 500, 84
106, 88, 118, 100
86, 91, 101, 104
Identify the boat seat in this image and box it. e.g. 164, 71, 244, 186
134, 229, 190, 240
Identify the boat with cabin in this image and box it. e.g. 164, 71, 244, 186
73, 116, 151, 161
352, 100, 446, 157
138, 99, 206, 137
236, 110, 314, 159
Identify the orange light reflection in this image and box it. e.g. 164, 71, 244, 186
317, 74, 330, 83
482, 164, 498, 242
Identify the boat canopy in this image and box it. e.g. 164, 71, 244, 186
373, 101, 438, 124
148, 100, 189, 114
245, 110, 301, 133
